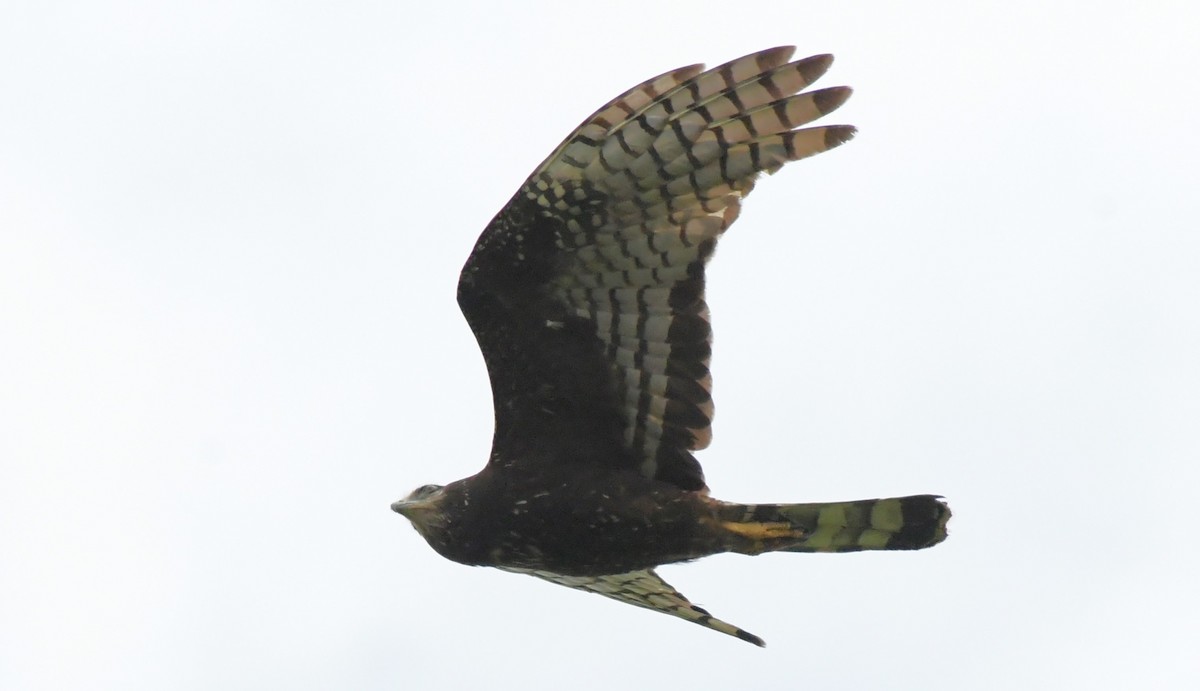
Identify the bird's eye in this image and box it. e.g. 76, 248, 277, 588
413, 484, 442, 498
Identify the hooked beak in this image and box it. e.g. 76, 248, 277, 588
391, 497, 435, 518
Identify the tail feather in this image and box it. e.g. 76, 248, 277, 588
721, 495, 951, 554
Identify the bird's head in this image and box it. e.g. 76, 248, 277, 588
391, 483, 450, 539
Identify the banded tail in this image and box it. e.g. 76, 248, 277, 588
504, 496, 950, 648
504, 496, 945, 647
718, 494, 951, 555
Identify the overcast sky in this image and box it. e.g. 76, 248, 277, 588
3, 1, 1198, 689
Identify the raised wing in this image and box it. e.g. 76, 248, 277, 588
459, 47, 854, 490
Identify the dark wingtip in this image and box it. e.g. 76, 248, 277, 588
737, 628, 767, 647
755, 45, 797, 71
824, 124, 858, 149
795, 53, 835, 84
812, 86, 854, 116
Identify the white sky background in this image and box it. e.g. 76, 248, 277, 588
2, 1, 1198, 688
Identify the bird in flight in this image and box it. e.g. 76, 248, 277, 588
392, 46, 950, 647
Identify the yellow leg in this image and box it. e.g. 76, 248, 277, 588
721, 521, 808, 541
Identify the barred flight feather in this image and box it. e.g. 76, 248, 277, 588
513, 47, 854, 486
499, 566, 766, 647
